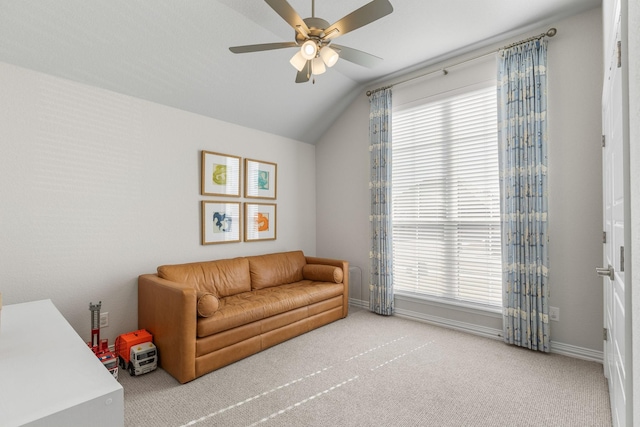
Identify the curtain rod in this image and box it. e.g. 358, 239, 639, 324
366, 28, 557, 97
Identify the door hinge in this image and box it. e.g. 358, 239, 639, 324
602, 135, 606, 147
620, 246, 625, 272
604, 328, 608, 341
617, 40, 622, 68
603, 231, 607, 244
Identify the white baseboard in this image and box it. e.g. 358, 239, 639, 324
393, 305, 504, 341
548, 340, 604, 363
348, 298, 368, 310
349, 298, 604, 364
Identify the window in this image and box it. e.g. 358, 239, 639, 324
392, 82, 502, 308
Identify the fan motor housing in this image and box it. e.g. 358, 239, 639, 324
295, 17, 331, 44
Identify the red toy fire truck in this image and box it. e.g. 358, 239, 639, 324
88, 301, 118, 379
115, 329, 157, 376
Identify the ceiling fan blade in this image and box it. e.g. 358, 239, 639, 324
323, 0, 393, 40
265, 0, 311, 36
295, 61, 311, 83
331, 44, 382, 68
229, 42, 298, 54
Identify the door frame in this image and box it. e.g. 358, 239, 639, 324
627, 0, 640, 423
602, 0, 634, 425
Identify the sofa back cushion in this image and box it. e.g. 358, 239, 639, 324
157, 257, 251, 298
247, 251, 306, 289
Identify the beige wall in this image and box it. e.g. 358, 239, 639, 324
316, 7, 605, 357
0, 62, 317, 343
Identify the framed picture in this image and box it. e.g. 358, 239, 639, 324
244, 203, 276, 242
244, 158, 277, 199
201, 201, 241, 244
201, 151, 241, 197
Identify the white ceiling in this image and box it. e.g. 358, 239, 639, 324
0, 0, 599, 143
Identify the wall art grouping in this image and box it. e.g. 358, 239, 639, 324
200, 151, 277, 245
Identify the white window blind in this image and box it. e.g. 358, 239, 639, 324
392, 84, 502, 307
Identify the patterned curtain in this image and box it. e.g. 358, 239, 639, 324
497, 40, 550, 352
369, 88, 394, 316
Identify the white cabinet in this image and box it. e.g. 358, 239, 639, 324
0, 299, 124, 426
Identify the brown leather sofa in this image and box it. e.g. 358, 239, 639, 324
138, 250, 349, 383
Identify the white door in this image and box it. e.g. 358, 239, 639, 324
600, 13, 627, 427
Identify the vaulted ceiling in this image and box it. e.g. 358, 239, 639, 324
0, 0, 600, 143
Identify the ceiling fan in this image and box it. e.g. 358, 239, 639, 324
229, 0, 393, 83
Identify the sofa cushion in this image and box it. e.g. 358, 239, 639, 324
197, 292, 268, 337
157, 257, 251, 297
196, 280, 344, 337
302, 264, 343, 283
279, 281, 345, 305
197, 292, 219, 317
247, 251, 306, 290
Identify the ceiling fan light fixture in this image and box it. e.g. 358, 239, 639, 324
311, 57, 326, 75
300, 40, 318, 60
319, 47, 339, 67
289, 51, 307, 72
229, 0, 394, 83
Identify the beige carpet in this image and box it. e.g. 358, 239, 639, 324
120, 306, 611, 426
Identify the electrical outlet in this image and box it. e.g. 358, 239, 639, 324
100, 312, 109, 328
549, 306, 559, 322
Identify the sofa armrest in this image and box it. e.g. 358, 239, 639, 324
138, 274, 197, 383
305, 257, 349, 317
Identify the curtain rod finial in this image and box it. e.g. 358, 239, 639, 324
546, 28, 557, 37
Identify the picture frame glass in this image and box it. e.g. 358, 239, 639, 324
245, 159, 276, 199
245, 203, 276, 241
202, 201, 241, 244
202, 151, 240, 197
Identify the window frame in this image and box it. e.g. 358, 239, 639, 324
391, 79, 502, 312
